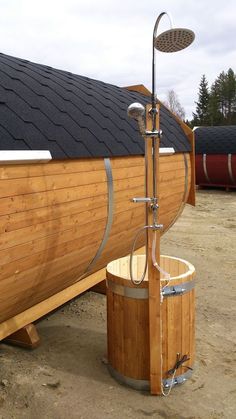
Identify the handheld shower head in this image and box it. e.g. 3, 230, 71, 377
154, 28, 195, 53
127, 102, 146, 135
127, 102, 145, 120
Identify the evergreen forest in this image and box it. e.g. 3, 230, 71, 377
190, 68, 236, 127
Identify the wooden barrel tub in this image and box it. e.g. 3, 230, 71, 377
106, 254, 195, 391
0, 152, 192, 331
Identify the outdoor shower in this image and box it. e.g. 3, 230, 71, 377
125, 11, 195, 395
106, 11, 195, 397
128, 11, 195, 285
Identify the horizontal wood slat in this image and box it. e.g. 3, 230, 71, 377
0, 153, 191, 327
0, 211, 144, 280
0, 176, 144, 216
0, 224, 144, 322
0, 156, 145, 180
0, 208, 144, 267
0, 184, 146, 233
0, 266, 107, 341
0, 166, 144, 198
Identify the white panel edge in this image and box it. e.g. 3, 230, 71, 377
159, 147, 175, 155
0, 150, 52, 164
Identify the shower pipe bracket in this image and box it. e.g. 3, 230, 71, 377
149, 106, 159, 116
144, 129, 162, 138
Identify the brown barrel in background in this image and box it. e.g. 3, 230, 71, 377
106, 255, 195, 390
194, 126, 236, 189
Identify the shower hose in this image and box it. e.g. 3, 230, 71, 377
129, 225, 178, 397
129, 225, 171, 286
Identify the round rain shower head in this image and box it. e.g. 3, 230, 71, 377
154, 28, 195, 53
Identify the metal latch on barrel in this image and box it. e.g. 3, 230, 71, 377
162, 280, 195, 298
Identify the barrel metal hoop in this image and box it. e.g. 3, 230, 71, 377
81, 158, 114, 277
162, 279, 195, 297
203, 154, 211, 183
108, 364, 193, 391
228, 154, 235, 184
183, 152, 189, 202
107, 279, 195, 299
107, 279, 148, 299
108, 364, 150, 391
160, 152, 189, 234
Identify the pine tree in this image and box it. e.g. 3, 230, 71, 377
213, 69, 236, 124
192, 75, 210, 126
191, 69, 236, 127
216, 71, 228, 120
208, 81, 222, 126
225, 68, 236, 124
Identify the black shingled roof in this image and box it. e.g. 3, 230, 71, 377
195, 126, 236, 154
0, 52, 191, 159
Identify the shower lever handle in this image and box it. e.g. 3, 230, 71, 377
132, 197, 152, 203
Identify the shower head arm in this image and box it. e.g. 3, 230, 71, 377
153, 11, 173, 41
152, 12, 173, 126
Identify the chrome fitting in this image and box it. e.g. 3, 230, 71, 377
132, 197, 159, 206
132, 197, 152, 203
150, 223, 163, 230
145, 129, 162, 138
148, 107, 159, 116
150, 197, 159, 210
151, 203, 159, 212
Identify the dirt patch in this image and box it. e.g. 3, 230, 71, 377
0, 189, 235, 419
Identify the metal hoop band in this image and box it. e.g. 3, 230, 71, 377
203, 154, 210, 183
108, 363, 193, 391
228, 154, 235, 184
81, 158, 114, 278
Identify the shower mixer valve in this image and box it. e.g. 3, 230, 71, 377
132, 197, 163, 230
132, 197, 157, 205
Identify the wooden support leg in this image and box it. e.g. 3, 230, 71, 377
146, 104, 162, 395
90, 280, 107, 295
3, 324, 40, 349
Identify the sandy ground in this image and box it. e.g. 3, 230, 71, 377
0, 189, 235, 419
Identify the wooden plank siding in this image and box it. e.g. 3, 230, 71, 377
0, 154, 191, 325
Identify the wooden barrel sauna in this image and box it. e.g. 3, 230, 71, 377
0, 153, 192, 326
106, 254, 195, 391
0, 52, 195, 340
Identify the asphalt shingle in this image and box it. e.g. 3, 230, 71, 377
195, 126, 236, 154
0, 52, 191, 158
